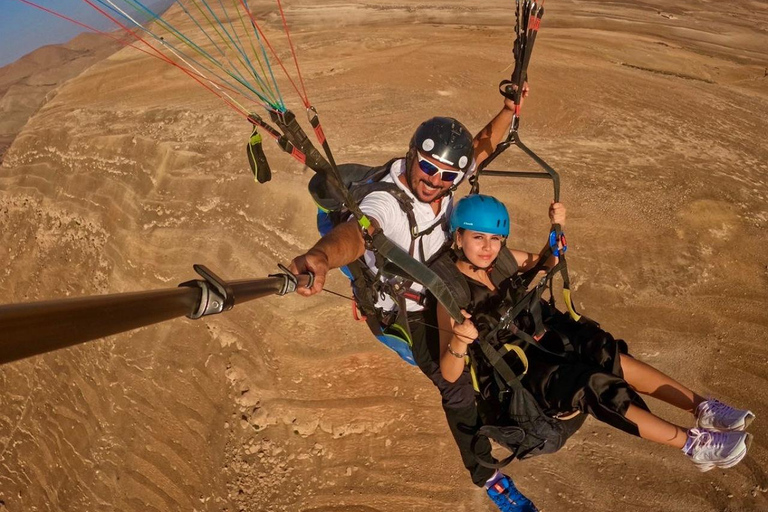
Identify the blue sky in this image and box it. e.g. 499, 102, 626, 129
0, 1, 115, 68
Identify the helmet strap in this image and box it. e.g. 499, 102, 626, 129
454, 244, 498, 273
404, 147, 416, 185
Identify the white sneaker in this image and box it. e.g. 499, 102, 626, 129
684, 428, 752, 472
696, 399, 755, 432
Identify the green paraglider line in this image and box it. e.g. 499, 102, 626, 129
236, 0, 309, 107
232, 0, 284, 111
93, 0, 275, 110
20, 0, 345, 169
213, 0, 282, 109
176, 0, 282, 109
241, 0, 286, 111
170, 0, 278, 106
15, 0, 256, 115
105, 0, 281, 110
190, 0, 275, 106
80, 0, 265, 117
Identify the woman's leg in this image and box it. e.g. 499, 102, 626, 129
626, 404, 753, 472
624, 404, 688, 448
620, 354, 705, 414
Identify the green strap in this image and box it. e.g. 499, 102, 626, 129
357, 215, 371, 230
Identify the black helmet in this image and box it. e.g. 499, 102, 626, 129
409, 117, 473, 171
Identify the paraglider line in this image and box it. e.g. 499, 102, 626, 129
236, 0, 309, 107
275, 0, 309, 104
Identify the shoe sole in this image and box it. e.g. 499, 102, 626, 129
717, 432, 753, 470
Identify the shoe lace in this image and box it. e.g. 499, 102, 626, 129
688, 429, 726, 453
491, 494, 524, 512
489, 481, 528, 511
706, 400, 738, 419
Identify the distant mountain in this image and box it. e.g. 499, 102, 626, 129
133, 0, 177, 25
0, 32, 120, 162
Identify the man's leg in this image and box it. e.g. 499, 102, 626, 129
408, 312, 495, 486
444, 398, 496, 485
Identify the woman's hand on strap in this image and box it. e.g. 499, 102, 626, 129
451, 310, 478, 344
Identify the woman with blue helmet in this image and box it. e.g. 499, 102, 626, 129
435, 194, 753, 509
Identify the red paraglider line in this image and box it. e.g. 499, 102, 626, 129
15, 0, 316, 168
16, 0, 260, 117
274, 0, 309, 105
82, 0, 260, 118
236, 0, 309, 108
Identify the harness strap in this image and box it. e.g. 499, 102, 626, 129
270, 110, 333, 175
346, 260, 380, 319
393, 292, 414, 344
482, 258, 576, 361
494, 274, 549, 335
554, 235, 581, 321
354, 171, 456, 320
476, 336, 525, 393
365, 229, 463, 322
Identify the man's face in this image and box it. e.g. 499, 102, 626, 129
408, 151, 461, 203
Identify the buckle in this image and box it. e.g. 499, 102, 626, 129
548, 230, 567, 257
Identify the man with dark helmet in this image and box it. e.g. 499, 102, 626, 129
406, 116, 473, 203
290, 92, 538, 511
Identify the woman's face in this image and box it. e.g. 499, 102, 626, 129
457, 229, 504, 268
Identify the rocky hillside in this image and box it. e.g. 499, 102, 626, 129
1, 1, 767, 511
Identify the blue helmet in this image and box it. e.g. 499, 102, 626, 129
450, 194, 510, 236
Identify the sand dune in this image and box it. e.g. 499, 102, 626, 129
1, 1, 767, 511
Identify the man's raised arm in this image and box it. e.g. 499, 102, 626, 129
473, 85, 528, 169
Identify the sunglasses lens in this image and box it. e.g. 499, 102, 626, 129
441, 171, 460, 182
418, 158, 439, 176
417, 154, 463, 183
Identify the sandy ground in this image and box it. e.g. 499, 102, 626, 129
0, 1, 767, 511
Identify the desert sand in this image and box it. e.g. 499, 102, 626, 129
0, 1, 767, 511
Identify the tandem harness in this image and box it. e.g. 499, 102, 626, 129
309, 159, 448, 365
429, 246, 591, 468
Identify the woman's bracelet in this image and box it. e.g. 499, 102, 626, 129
447, 342, 467, 359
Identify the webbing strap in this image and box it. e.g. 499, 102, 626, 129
270, 110, 332, 174
476, 336, 525, 393
393, 292, 413, 343
556, 253, 581, 321
479, 258, 577, 362
503, 317, 577, 360
494, 270, 553, 334
247, 126, 271, 183
368, 231, 463, 322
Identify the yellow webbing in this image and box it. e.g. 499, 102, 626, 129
563, 289, 581, 321
387, 323, 412, 347
469, 357, 480, 393
502, 343, 529, 377
358, 215, 371, 230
